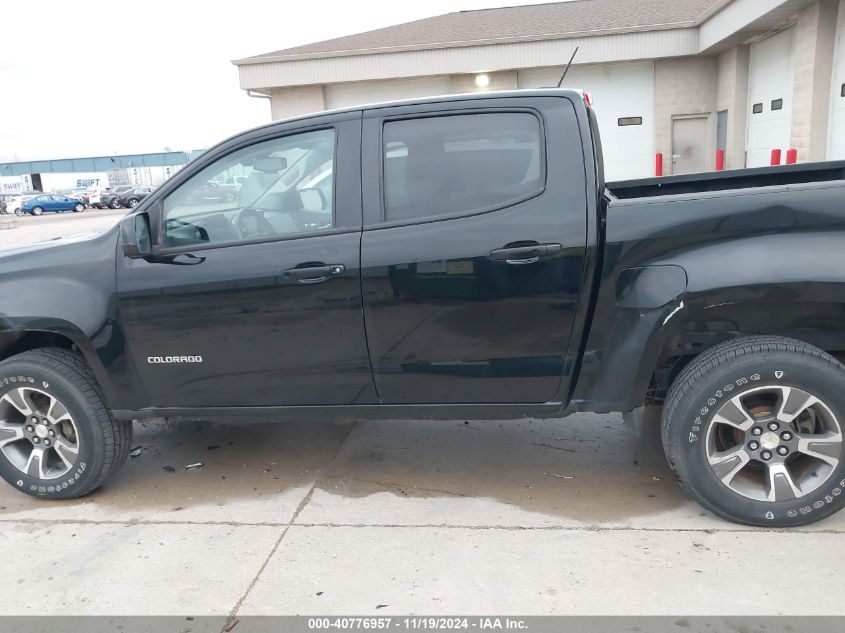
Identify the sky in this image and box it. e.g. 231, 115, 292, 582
0, 0, 556, 162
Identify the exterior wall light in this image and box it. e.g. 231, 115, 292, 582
475, 73, 490, 88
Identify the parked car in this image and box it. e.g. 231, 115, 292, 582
0, 194, 13, 214
185, 181, 237, 205
100, 186, 134, 209
18, 193, 85, 215
2, 89, 845, 529
6, 190, 44, 215
68, 188, 103, 208
85, 188, 104, 208
117, 186, 155, 209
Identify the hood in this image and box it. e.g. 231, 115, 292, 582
0, 225, 119, 261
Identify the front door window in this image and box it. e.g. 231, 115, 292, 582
162, 128, 336, 248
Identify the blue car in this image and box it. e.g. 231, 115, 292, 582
19, 193, 86, 216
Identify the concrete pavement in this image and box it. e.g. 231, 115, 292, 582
1, 413, 844, 616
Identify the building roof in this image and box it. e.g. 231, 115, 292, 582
236, 0, 726, 64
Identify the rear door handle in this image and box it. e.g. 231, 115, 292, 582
490, 243, 562, 265
283, 263, 345, 283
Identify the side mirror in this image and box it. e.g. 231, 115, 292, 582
121, 213, 152, 258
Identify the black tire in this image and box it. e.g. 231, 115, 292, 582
0, 348, 132, 499
14, 208, 23, 217
662, 336, 845, 527
31, 206, 43, 216
127, 198, 139, 208
73, 203, 84, 213
110, 199, 121, 209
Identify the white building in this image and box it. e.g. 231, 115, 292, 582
233, 0, 845, 181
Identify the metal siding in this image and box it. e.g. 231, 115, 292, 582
238, 29, 698, 89
746, 29, 795, 168
519, 62, 655, 180
0, 152, 189, 177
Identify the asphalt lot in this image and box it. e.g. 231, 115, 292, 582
0, 210, 844, 618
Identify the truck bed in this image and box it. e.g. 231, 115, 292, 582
608, 160, 845, 199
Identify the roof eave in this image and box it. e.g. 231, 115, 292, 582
231, 20, 703, 66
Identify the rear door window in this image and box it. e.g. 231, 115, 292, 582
382, 112, 544, 223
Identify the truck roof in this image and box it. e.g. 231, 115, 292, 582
236, 88, 587, 138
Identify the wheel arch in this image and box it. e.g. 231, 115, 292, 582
646, 296, 845, 407
572, 283, 845, 414
0, 327, 116, 408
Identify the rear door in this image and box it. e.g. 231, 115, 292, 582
360, 96, 589, 404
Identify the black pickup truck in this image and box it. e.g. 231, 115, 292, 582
1, 89, 844, 527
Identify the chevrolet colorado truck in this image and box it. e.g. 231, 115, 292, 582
1, 89, 844, 528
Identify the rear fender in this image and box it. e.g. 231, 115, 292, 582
572, 231, 845, 412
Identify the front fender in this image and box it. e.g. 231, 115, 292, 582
0, 225, 144, 409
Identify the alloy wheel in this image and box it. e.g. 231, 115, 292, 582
0, 387, 80, 480
706, 385, 843, 502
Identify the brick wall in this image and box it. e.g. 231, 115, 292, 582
715, 46, 750, 170
791, 0, 838, 161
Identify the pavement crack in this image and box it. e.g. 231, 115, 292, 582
0, 517, 842, 536
220, 420, 359, 631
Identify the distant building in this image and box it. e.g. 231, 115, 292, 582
234, 0, 845, 180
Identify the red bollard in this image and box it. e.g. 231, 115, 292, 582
771, 149, 782, 166
655, 152, 663, 177
715, 149, 725, 171
786, 148, 798, 165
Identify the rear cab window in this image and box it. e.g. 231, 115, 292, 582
382, 112, 545, 224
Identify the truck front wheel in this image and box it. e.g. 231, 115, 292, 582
662, 336, 845, 527
0, 348, 131, 499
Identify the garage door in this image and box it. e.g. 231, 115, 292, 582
829, 0, 845, 159
325, 77, 452, 110
518, 62, 655, 180
746, 28, 795, 168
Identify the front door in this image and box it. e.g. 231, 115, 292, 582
671, 116, 710, 174
360, 96, 588, 404
116, 114, 376, 408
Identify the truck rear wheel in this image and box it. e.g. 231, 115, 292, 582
662, 336, 845, 527
0, 348, 131, 499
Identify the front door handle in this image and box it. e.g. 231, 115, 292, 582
283, 263, 345, 283
490, 243, 562, 265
